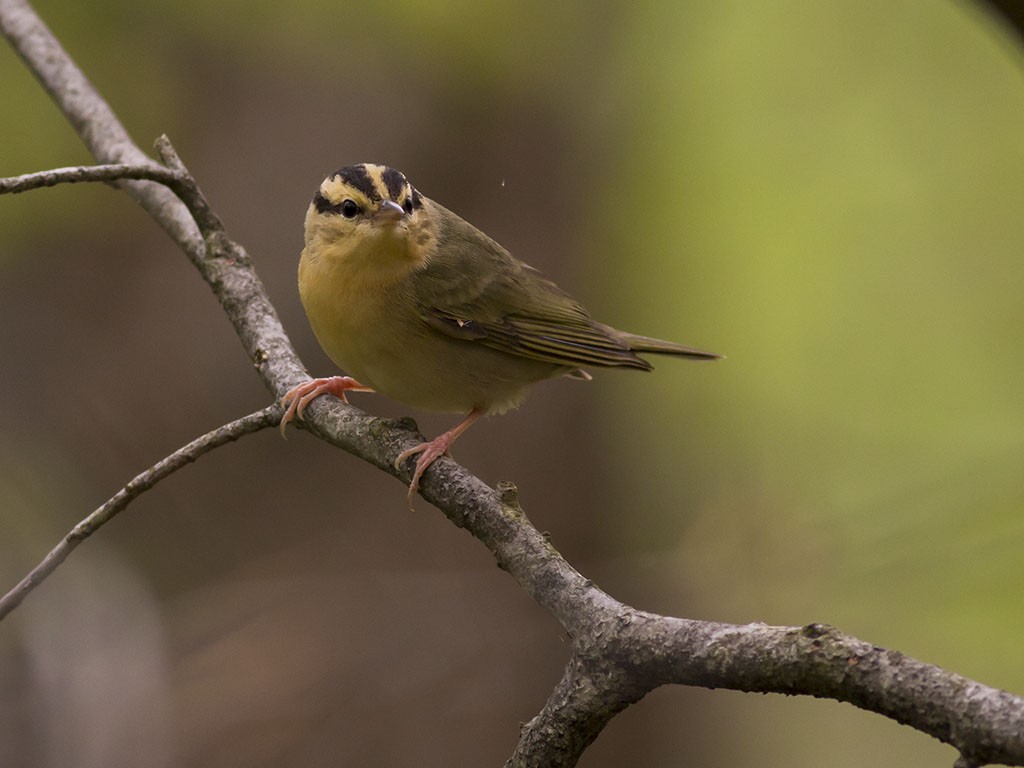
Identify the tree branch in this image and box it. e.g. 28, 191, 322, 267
0, 405, 281, 622
0, 163, 185, 194
2, 1, 1021, 766
508, 617, 1024, 767
475, 482, 1024, 767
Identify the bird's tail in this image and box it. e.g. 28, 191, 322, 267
619, 332, 722, 361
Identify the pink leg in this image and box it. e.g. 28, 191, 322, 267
279, 376, 373, 436
395, 409, 482, 504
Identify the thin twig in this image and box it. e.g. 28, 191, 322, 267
0, 157, 224, 243
0, 406, 281, 621
153, 135, 227, 237
0, 0, 202, 253
0, 163, 185, 194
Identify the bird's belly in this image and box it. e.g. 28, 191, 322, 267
303, 284, 561, 414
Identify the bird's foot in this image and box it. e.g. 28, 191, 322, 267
279, 376, 373, 436
394, 438, 453, 507
394, 409, 483, 507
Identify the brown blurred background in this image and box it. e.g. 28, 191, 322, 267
2, 1, 1023, 766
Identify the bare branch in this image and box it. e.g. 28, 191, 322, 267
0, 406, 281, 621
0, 163, 185, 194
0, 148, 227, 241
3, 1, 309, 400
508, 617, 1024, 766
507, 653, 642, 768
0, 0, 200, 253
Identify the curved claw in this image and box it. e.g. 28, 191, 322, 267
394, 441, 447, 506
279, 376, 373, 437
394, 408, 483, 508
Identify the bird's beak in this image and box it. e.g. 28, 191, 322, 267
375, 199, 406, 224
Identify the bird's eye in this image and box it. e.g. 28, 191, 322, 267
402, 197, 414, 214
340, 199, 360, 218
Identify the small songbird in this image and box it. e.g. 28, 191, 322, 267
280, 164, 719, 502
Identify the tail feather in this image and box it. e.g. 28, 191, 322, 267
617, 331, 721, 361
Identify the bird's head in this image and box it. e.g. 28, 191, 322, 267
303, 163, 434, 280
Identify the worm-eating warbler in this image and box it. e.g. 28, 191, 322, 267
280, 164, 719, 501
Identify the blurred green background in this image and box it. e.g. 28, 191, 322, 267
2, 1, 1022, 766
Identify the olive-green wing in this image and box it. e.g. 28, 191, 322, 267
422, 299, 655, 371
410, 202, 651, 370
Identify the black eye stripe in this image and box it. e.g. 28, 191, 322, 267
313, 191, 344, 215
312, 192, 363, 218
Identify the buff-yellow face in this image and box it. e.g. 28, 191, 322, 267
306, 164, 422, 242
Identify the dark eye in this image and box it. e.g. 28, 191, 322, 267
402, 196, 414, 214
340, 199, 360, 218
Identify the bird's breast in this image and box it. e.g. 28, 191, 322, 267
298, 249, 564, 415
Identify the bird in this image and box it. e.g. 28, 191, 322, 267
280, 163, 719, 503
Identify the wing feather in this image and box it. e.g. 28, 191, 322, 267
411, 201, 650, 370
